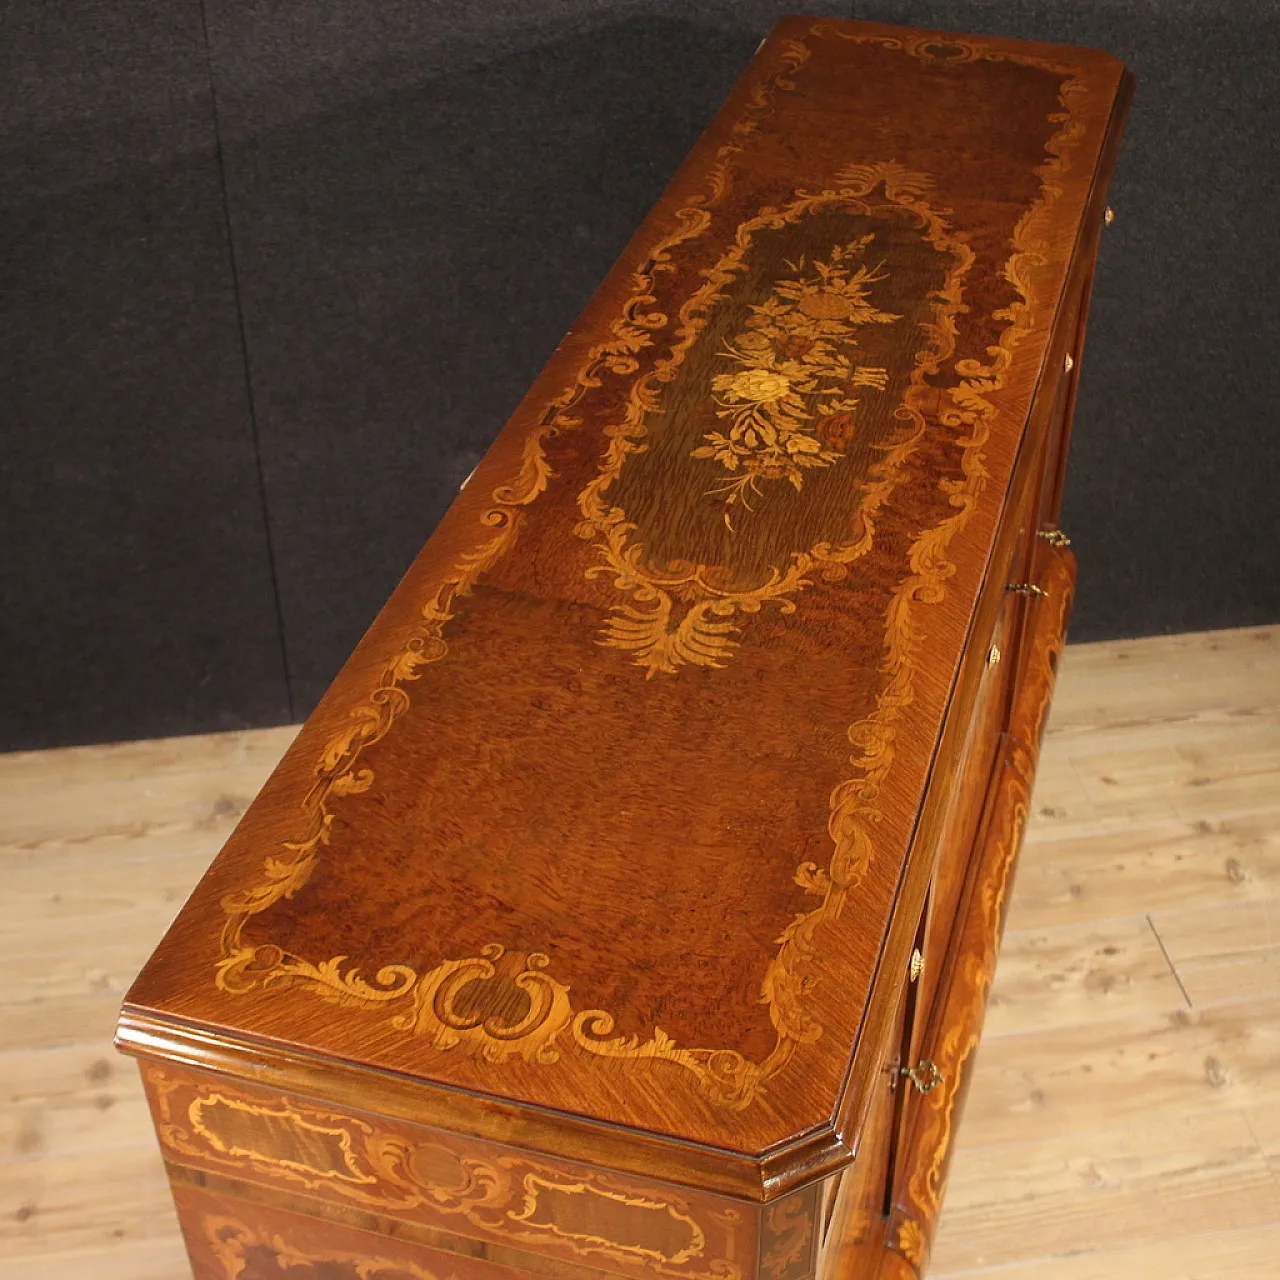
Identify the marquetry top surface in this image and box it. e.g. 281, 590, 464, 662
124, 18, 1128, 1176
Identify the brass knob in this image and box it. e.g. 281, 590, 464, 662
909, 948, 924, 982
901, 1060, 944, 1094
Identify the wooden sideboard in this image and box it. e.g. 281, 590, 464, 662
117, 17, 1131, 1280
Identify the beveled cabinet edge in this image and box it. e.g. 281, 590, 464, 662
115, 1011, 851, 1203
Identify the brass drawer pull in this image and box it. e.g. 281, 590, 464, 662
901, 1060, 944, 1094
1037, 529, 1071, 547
1007, 582, 1048, 598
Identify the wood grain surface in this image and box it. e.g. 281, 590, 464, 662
4, 625, 1276, 1277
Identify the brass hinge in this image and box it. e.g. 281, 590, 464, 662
1038, 529, 1072, 547
1007, 582, 1048, 598
901, 1060, 944, 1094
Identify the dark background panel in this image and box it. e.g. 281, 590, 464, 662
0, 1, 290, 750
852, 0, 1280, 639
2, 1, 1277, 750
203, 0, 843, 711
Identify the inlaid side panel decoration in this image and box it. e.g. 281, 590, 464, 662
173, 1182, 545, 1280
148, 1066, 749, 1280
189, 1092, 379, 1188
759, 1187, 818, 1280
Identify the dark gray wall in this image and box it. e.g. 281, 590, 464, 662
2, 1, 1277, 751
0, 1, 291, 750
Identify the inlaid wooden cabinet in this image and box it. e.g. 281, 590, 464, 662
118, 18, 1131, 1280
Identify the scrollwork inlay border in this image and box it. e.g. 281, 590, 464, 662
208, 28, 1100, 1112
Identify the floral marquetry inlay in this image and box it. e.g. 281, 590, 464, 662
693, 235, 900, 522
577, 161, 973, 677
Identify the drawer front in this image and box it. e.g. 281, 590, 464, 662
914, 481, 1040, 1030
872, 425, 1068, 1259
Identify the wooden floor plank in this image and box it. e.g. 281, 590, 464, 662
0, 856, 215, 962
0, 723, 297, 790
929, 1220, 1280, 1280
931, 1111, 1280, 1272
0, 1045, 152, 1163
0, 1237, 192, 1280
960, 996, 1280, 1146
1242, 1100, 1280, 1198
0, 1141, 179, 1262
0, 725, 295, 854
5, 989, 141, 1055
984, 914, 1188, 1036
3, 944, 153, 1012
1044, 626, 1278, 735
1005, 809, 1280, 932
1150, 897, 1280, 1008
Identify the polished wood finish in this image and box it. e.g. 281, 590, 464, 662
109, 15, 1130, 1280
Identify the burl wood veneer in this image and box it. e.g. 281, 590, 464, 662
117, 17, 1131, 1280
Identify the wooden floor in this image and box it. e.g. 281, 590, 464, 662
1, 624, 1278, 1279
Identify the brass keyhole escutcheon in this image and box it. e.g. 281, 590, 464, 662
901, 1060, 944, 1094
